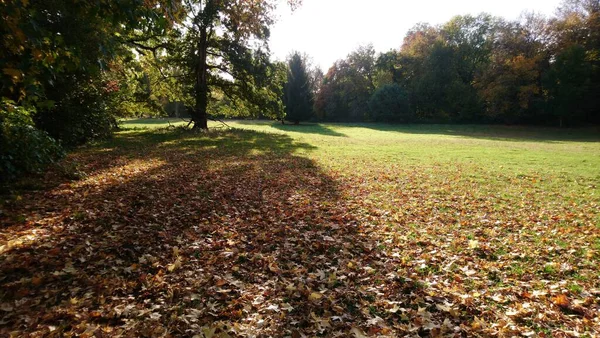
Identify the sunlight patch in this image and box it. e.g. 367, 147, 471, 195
70, 159, 167, 190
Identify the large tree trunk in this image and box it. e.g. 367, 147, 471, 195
192, 25, 209, 130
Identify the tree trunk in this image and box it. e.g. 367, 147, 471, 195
192, 25, 209, 130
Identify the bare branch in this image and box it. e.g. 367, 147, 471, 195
208, 116, 231, 128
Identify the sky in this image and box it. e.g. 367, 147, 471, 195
269, 0, 562, 70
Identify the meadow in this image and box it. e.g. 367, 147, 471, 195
1, 119, 599, 336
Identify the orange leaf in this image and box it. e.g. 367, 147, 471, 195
31, 276, 43, 286
552, 294, 570, 308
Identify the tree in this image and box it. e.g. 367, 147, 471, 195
400, 37, 470, 121
165, 0, 300, 130
544, 45, 591, 126
475, 18, 548, 123
547, 0, 600, 124
314, 45, 377, 121
283, 52, 314, 124
396, 25, 461, 121
0, 0, 180, 105
0, 0, 181, 147
442, 14, 496, 84
373, 51, 398, 89
368, 84, 412, 122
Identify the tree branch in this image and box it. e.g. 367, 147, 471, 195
208, 116, 231, 128
207, 64, 235, 78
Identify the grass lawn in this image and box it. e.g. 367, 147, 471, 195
1, 119, 599, 336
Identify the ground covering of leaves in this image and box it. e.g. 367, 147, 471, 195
1, 128, 599, 337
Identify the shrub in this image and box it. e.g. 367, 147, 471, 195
35, 79, 118, 147
368, 84, 412, 122
1, 102, 64, 181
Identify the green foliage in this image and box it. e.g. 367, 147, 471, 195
398, 18, 489, 122
165, 0, 299, 129
314, 3, 600, 126
0, 0, 179, 104
315, 45, 377, 121
0, 0, 180, 150
544, 45, 593, 126
368, 84, 412, 122
0, 101, 64, 181
107, 55, 187, 118
284, 52, 314, 123
34, 78, 118, 147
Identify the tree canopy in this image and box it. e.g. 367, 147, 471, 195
283, 52, 314, 124
314, 4, 599, 126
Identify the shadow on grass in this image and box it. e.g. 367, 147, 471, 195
118, 118, 189, 131
120, 118, 187, 126
0, 127, 401, 336
236, 120, 347, 137
345, 123, 600, 143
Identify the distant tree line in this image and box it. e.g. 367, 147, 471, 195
298, 0, 599, 126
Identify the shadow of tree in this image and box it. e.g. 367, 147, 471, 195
0, 128, 417, 336
1, 126, 594, 336
120, 118, 186, 126
343, 123, 600, 143
236, 120, 347, 137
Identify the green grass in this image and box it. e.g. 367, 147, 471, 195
121, 117, 189, 129
121, 118, 600, 183
117, 120, 600, 213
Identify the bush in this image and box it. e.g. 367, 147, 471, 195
35, 79, 118, 147
368, 84, 412, 122
1, 102, 65, 181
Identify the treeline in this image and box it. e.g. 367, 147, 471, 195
294, 1, 600, 126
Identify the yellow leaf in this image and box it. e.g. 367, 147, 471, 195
351, 326, 368, 338
435, 303, 451, 312
3, 68, 22, 81
468, 240, 479, 249
201, 326, 216, 338
268, 262, 280, 273
308, 292, 323, 301
471, 316, 486, 330
167, 257, 182, 272
328, 272, 337, 285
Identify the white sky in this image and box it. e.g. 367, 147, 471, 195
269, 0, 562, 70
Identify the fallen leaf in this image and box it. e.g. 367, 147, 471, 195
309, 292, 323, 301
